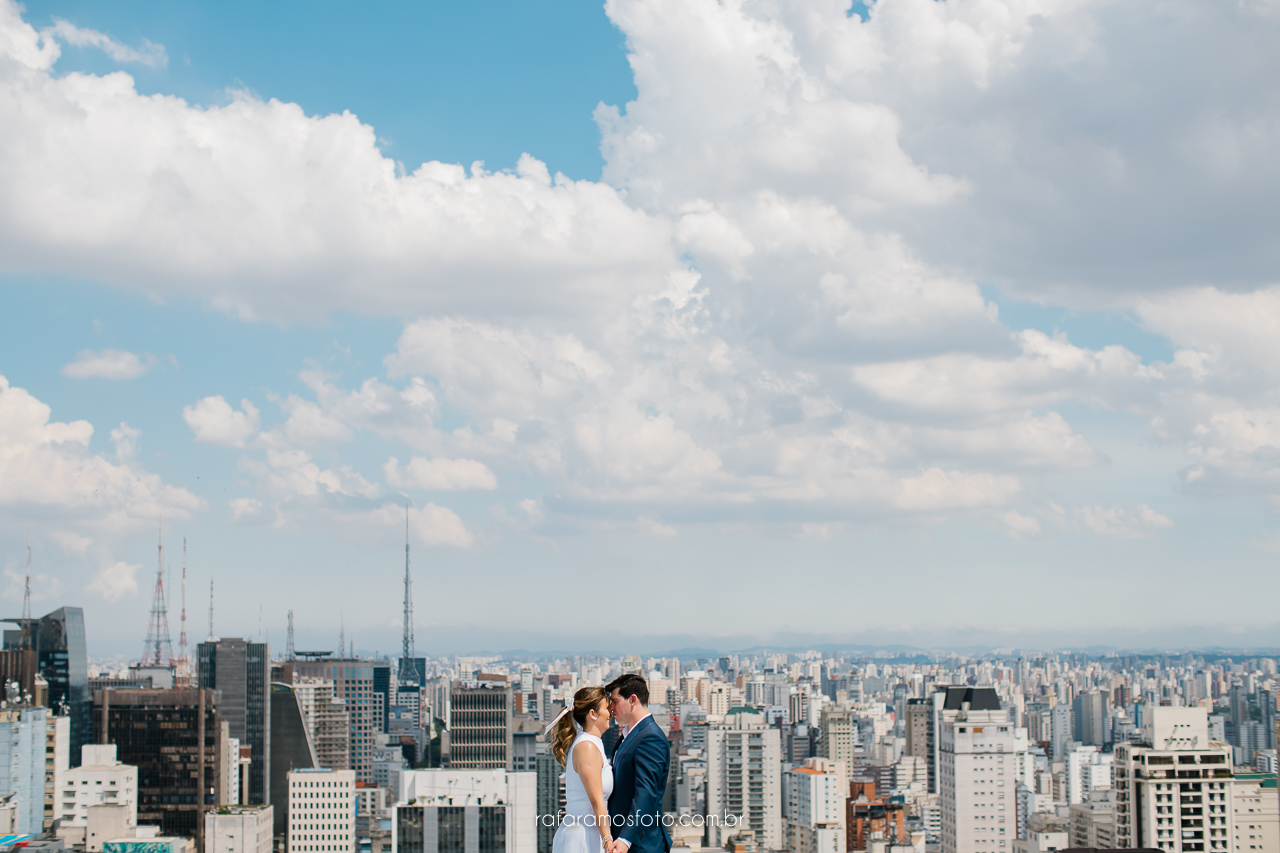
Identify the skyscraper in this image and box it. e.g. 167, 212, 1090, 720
4, 607, 90, 766
0, 705, 50, 834
705, 707, 782, 850
447, 678, 513, 770
938, 687, 1029, 853
96, 687, 226, 845
292, 657, 382, 782
197, 638, 271, 804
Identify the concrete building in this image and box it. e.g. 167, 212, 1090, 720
44, 712, 70, 830
392, 769, 536, 853
905, 700, 930, 760
938, 689, 1028, 853
1230, 772, 1277, 853
0, 705, 49, 834
197, 639, 271, 804
292, 659, 382, 783
447, 679, 513, 771
293, 678, 351, 772
534, 752, 563, 853
4, 608, 91, 767
819, 705, 856, 777
1113, 705, 1235, 852
204, 805, 273, 853
287, 768, 356, 853
1064, 745, 1112, 805
706, 708, 782, 850
268, 682, 319, 845
1067, 791, 1115, 849
55, 745, 138, 834
1072, 690, 1108, 748
785, 758, 845, 853
95, 688, 226, 844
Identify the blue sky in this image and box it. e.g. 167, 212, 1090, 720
3, 0, 1280, 657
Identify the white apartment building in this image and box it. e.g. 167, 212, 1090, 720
1065, 745, 1113, 805
820, 705, 856, 777
56, 745, 138, 831
1230, 773, 1278, 853
785, 758, 847, 853
939, 696, 1030, 853
288, 768, 356, 853
390, 769, 536, 853
204, 805, 273, 853
1113, 706, 1234, 853
706, 708, 783, 850
44, 713, 70, 831
1011, 813, 1069, 853
293, 677, 352, 772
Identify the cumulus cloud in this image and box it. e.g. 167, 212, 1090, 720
182, 396, 260, 447
1043, 502, 1175, 539
384, 456, 498, 491
0, 374, 202, 522
61, 348, 153, 379
87, 560, 140, 601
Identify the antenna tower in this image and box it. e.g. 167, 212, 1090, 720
400, 505, 419, 685
339, 612, 345, 658
174, 538, 191, 684
286, 610, 296, 660
20, 534, 32, 651
207, 575, 216, 642
141, 519, 175, 666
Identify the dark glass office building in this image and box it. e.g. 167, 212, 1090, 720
197, 638, 270, 804
95, 687, 224, 843
5, 607, 90, 766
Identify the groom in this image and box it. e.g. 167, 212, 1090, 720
605, 673, 671, 853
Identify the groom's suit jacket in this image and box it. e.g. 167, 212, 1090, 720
608, 715, 672, 853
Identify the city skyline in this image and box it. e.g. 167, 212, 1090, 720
3, 0, 1280, 654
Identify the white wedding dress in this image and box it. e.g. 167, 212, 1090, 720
553, 731, 614, 853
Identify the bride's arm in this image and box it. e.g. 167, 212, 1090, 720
573, 742, 613, 849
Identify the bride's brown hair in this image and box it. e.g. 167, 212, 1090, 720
551, 686, 609, 767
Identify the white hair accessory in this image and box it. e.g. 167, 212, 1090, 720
543, 705, 571, 735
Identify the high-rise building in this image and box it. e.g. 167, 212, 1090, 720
905, 699, 931, 759
1073, 690, 1108, 748
819, 705, 855, 777
44, 712, 70, 830
391, 769, 536, 853
292, 658, 382, 782
705, 708, 782, 850
1064, 744, 1113, 805
288, 768, 356, 853
292, 677, 351, 771
448, 679, 513, 770
784, 758, 845, 853
938, 688, 1029, 853
96, 688, 226, 844
1113, 706, 1234, 852
204, 805, 273, 853
5, 607, 90, 766
0, 705, 49, 834
269, 682, 319, 845
197, 638, 271, 804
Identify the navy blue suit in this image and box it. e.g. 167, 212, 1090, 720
608, 715, 671, 853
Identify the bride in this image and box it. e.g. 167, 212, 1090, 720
548, 686, 614, 853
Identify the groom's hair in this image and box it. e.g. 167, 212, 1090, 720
605, 673, 649, 705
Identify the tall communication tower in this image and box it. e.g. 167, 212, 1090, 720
338, 612, 345, 659
20, 534, 32, 651
174, 538, 191, 685
286, 610, 296, 660
207, 575, 216, 642
141, 521, 175, 667
399, 505, 419, 685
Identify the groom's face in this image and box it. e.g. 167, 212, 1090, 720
609, 688, 635, 727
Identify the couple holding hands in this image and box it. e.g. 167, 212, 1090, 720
547, 674, 671, 853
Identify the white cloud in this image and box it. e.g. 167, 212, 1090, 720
0, 374, 202, 522
1073, 504, 1174, 539
61, 348, 153, 379
384, 456, 497, 491
110, 422, 140, 461
182, 396, 260, 447
86, 561, 140, 601
999, 510, 1041, 541
41, 20, 166, 67
357, 502, 473, 549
